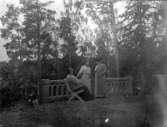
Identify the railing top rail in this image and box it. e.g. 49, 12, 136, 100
41, 79, 65, 85
42, 79, 64, 81
105, 76, 132, 80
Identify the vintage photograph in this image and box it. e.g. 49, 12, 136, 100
0, 0, 167, 127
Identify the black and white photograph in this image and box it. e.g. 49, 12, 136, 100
0, 0, 167, 127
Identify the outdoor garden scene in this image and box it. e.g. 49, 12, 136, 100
0, 0, 167, 127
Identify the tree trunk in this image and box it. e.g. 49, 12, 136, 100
110, 1, 120, 77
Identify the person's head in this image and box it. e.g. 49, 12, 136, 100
68, 67, 74, 74
85, 59, 90, 66
95, 57, 103, 64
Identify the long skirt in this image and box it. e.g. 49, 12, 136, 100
74, 86, 94, 101
94, 74, 105, 97
80, 75, 92, 93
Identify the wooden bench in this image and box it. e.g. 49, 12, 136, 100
104, 76, 133, 97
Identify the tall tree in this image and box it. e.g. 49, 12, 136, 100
150, 1, 167, 73
63, 0, 96, 58
0, 0, 57, 61
20, 0, 57, 61
59, 15, 78, 66
119, 1, 164, 73
119, 1, 166, 93
0, 4, 22, 61
84, 0, 120, 76
59, 0, 85, 66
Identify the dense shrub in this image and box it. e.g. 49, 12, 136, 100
0, 61, 38, 108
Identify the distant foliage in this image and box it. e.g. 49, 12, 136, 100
0, 0, 58, 61
59, 16, 78, 67
119, 1, 167, 94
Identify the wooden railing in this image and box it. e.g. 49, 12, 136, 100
105, 76, 133, 97
40, 79, 70, 102
40, 76, 133, 102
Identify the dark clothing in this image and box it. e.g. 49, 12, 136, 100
66, 74, 94, 101
74, 86, 94, 101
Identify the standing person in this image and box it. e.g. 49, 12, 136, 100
94, 57, 107, 98
77, 60, 92, 93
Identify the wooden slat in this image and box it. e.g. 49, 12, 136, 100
49, 86, 52, 96
56, 85, 59, 96
105, 76, 133, 96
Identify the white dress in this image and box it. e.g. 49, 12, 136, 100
77, 65, 92, 93
94, 63, 106, 97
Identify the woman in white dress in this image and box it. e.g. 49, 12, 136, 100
77, 60, 92, 93
94, 57, 107, 98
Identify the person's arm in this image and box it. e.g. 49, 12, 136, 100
101, 64, 107, 76
67, 75, 78, 85
89, 67, 91, 79
94, 65, 98, 73
77, 66, 83, 78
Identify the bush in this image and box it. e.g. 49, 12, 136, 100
0, 61, 39, 108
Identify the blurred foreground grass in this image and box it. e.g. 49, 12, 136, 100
0, 97, 144, 127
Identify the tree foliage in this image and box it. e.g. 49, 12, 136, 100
119, 1, 167, 93
0, 4, 22, 61
59, 15, 78, 66
0, 0, 58, 61
119, 1, 167, 74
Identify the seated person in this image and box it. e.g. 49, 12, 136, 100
66, 67, 94, 101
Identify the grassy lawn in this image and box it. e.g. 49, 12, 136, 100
0, 97, 146, 127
